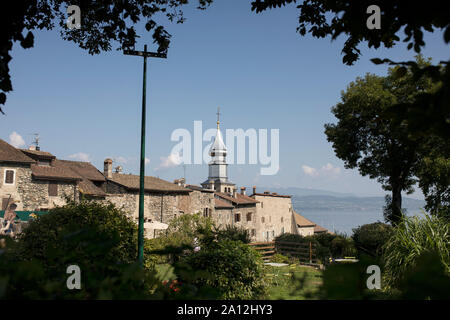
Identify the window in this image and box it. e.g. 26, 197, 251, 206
281, 217, 284, 223
272, 230, 275, 237
281, 227, 284, 234
48, 182, 58, 196
203, 208, 210, 217
4, 170, 15, 185
261, 217, 265, 223
234, 213, 241, 222
251, 229, 256, 237
246, 212, 252, 222
261, 202, 263, 208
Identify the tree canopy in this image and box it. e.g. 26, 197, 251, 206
324, 56, 438, 224
0, 0, 213, 114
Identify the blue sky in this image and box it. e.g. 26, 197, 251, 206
1, 1, 448, 198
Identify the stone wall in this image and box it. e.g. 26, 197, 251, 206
0, 163, 77, 211
252, 195, 294, 242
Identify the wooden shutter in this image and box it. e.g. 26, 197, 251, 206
48, 182, 58, 196
5, 170, 14, 184
2, 198, 9, 210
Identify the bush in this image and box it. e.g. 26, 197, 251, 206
352, 222, 393, 258
270, 253, 290, 264
383, 214, 450, 292
214, 225, 251, 244
0, 201, 162, 299
180, 240, 267, 299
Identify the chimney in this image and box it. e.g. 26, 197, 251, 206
253, 186, 256, 195
240, 187, 246, 195
104, 158, 113, 179
233, 188, 237, 198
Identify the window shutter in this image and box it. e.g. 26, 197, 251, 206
5, 170, 14, 184
49, 182, 58, 196
2, 198, 9, 210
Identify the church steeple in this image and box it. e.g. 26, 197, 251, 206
201, 107, 235, 193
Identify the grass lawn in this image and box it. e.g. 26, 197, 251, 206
264, 264, 323, 300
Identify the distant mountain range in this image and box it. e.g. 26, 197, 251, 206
254, 186, 426, 212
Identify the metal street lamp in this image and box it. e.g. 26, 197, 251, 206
124, 45, 167, 266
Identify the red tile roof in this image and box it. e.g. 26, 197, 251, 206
0, 139, 34, 164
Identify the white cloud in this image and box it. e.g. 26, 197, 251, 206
321, 163, 341, 175
302, 165, 318, 177
145, 157, 150, 165
68, 152, 90, 162
156, 152, 182, 170
301, 163, 341, 178
9, 132, 25, 148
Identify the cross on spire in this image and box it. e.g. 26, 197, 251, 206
216, 106, 221, 129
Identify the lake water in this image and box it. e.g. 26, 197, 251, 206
299, 208, 425, 236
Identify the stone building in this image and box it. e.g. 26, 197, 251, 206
0, 139, 106, 213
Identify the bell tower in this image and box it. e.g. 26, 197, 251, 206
201, 107, 235, 193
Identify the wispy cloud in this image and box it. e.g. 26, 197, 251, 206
9, 132, 25, 148
68, 152, 90, 162
145, 157, 150, 165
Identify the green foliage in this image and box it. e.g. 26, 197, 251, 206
181, 240, 267, 300
352, 222, 393, 259
214, 224, 251, 244
324, 56, 438, 224
382, 214, 450, 290
0, 201, 166, 299
16, 201, 137, 265
271, 253, 290, 264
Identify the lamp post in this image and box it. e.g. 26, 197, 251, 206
124, 45, 166, 266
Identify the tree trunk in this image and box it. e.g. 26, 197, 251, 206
391, 184, 403, 225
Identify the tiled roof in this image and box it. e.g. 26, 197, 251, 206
31, 163, 81, 181
314, 224, 330, 234
293, 212, 316, 228
30, 159, 106, 196
186, 184, 215, 193
215, 198, 234, 209
109, 173, 191, 193
20, 149, 55, 159
252, 192, 291, 198
0, 139, 34, 164
57, 160, 105, 181
215, 192, 259, 205
78, 179, 106, 197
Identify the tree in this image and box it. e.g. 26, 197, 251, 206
0, 0, 213, 114
324, 57, 435, 224
250, 0, 450, 140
